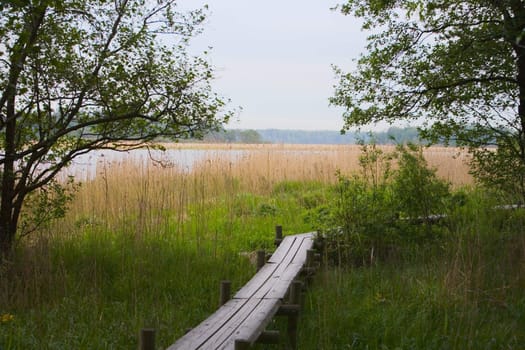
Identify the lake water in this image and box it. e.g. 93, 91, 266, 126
65, 148, 251, 180
60, 144, 472, 185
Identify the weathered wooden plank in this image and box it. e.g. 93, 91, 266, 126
217, 299, 282, 350
251, 236, 314, 299
207, 298, 280, 349
233, 263, 279, 299
266, 235, 296, 264
167, 299, 247, 349
234, 234, 313, 300
290, 235, 315, 265
261, 263, 304, 300
267, 232, 314, 264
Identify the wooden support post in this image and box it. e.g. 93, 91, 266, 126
287, 280, 302, 350
256, 330, 280, 344
256, 250, 266, 271
314, 234, 325, 267
139, 328, 155, 350
234, 339, 251, 350
306, 249, 315, 268
303, 249, 317, 278
274, 225, 283, 246
288, 314, 298, 350
220, 280, 231, 306
289, 280, 302, 305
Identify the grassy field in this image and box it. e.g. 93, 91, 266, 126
1, 143, 523, 349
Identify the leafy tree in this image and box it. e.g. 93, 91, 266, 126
331, 1, 525, 201
0, 0, 231, 258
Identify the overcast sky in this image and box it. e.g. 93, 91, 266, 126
178, 0, 368, 131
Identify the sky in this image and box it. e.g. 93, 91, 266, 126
178, 0, 368, 131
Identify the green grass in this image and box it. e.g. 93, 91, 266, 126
297, 195, 525, 350
0, 231, 253, 349
2, 176, 525, 349
0, 179, 325, 349
299, 264, 525, 349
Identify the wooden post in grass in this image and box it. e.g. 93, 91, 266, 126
287, 280, 302, 350
304, 249, 317, 285
220, 280, 231, 306
234, 339, 251, 350
256, 330, 280, 344
306, 249, 315, 269
256, 250, 266, 271
139, 328, 155, 350
274, 225, 283, 246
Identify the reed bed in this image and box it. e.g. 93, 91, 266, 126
1, 143, 482, 349
58, 143, 471, 241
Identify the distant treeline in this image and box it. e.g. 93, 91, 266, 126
201, 127, 422, 145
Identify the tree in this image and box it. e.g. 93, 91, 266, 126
0, 0, 231, 258
331, 1, 525, 201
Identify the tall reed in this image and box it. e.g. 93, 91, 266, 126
1, 143, 475, 349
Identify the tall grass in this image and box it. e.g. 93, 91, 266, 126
299, 201, 525, 349
297, 146, 525, 350
0, 143, 478, 349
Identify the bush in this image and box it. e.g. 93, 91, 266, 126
321, 143, 454, 266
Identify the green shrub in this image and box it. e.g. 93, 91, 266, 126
321, 143, 454, 266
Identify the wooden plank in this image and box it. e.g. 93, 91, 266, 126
290, 235, 315, 265
206, 298, 279, 349
251, 236, 313, 299
167, 299, 247, 349
267, 232, 314, 263
262, 263, 304, 300
234, 234, 313, 300
266, 235, 296, 264
217, 299, 282, 350
233, 263, 279, 299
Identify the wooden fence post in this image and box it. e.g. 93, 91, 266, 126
139, 328, 155, 350
306, 249, 315, 268
256, 250, 266, 271
274, 225, 283, 246
220, 280, 231, 306
234, 339, 251, 350
287, 280, 302, 350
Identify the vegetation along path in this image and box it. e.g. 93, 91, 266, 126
163, 229, 319, 350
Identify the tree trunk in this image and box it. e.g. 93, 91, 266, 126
0, 213, 17, 261
0, 6, 46, 261
516, 42, 525, 202
0, 100, 17, 260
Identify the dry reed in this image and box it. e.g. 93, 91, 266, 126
53, 143, 472, 240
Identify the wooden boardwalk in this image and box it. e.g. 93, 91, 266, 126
166, 231, 317, 350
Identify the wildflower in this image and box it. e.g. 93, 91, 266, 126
0, 313, 14, 324
375, 292, 387, 304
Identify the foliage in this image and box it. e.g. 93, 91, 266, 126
332, 0, 525, 201
470, 137, 525, 203
393, 143, 451, 219
0, 0, 231, 256
300, 192, 525, 350
251, 127, 421, 145
321, 143, 453, 266
202, 129, 263, 143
